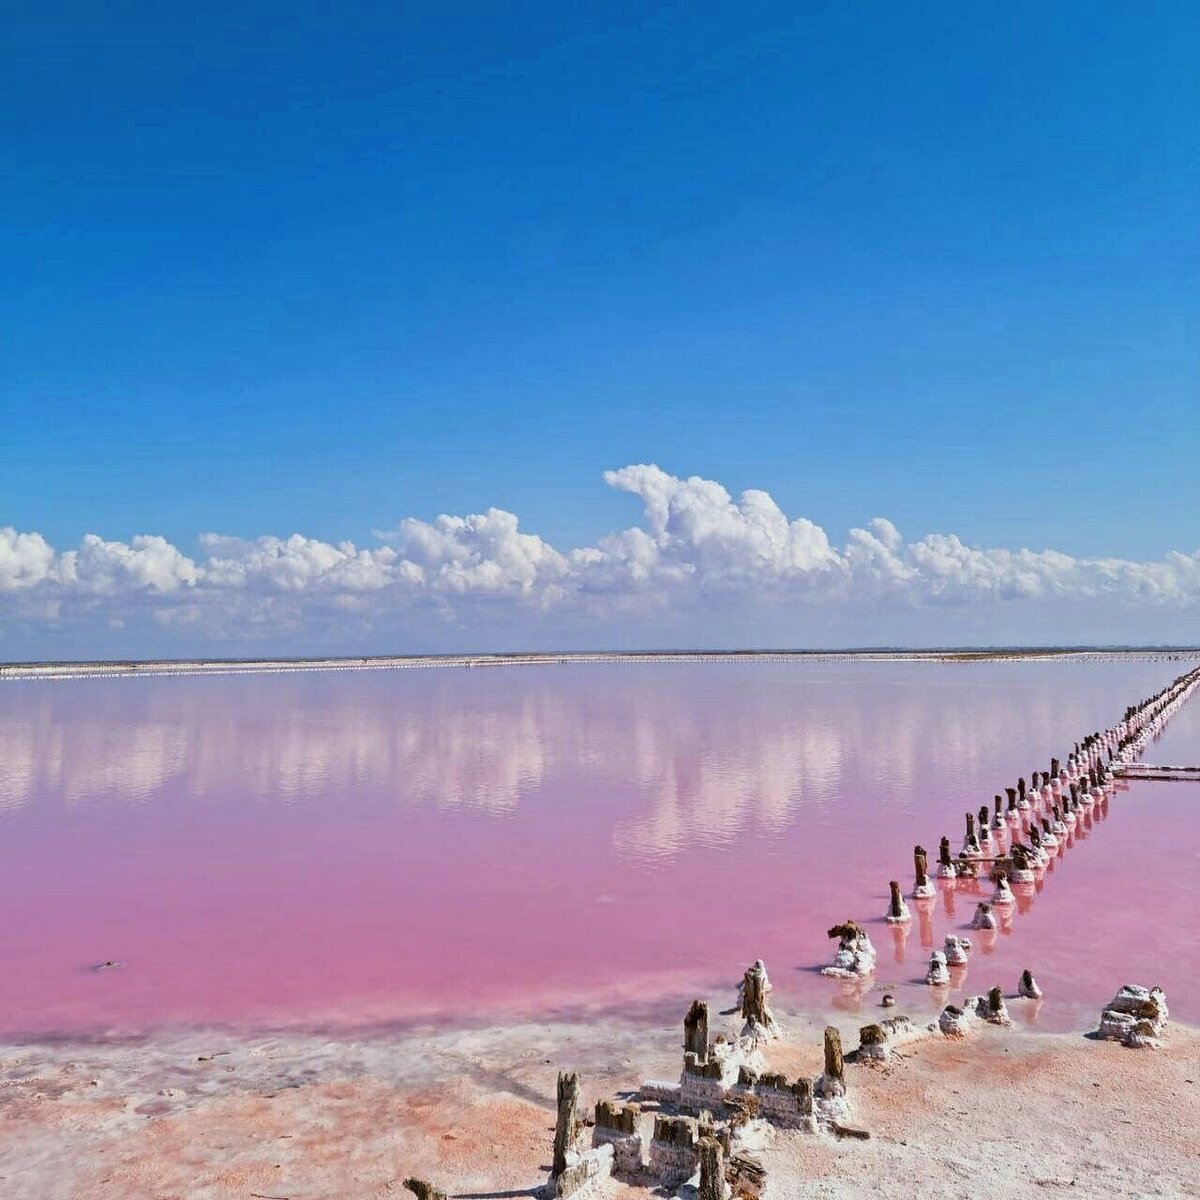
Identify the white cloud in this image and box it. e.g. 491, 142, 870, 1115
2, 466, 1198, 651
0, 528, 58, 590
199, 533, 397, 592
57, 534, 200, 594
597, 464, 842, 591
381, 508, 569, 599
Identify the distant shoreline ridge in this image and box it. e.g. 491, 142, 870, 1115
3, 646, 1199, 681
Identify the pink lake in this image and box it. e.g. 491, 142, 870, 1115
0, 656, 1197, 1038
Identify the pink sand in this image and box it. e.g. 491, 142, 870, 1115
0, 657, 1196, 1037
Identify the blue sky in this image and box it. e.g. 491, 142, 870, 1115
2, 3, 1198, 655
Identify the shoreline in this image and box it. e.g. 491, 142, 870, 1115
1, 1005, 1195, 1199
4, 645, 1199, 682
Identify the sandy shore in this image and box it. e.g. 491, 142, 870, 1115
3, 646, 1198, 682
2, 1003, 1196, 1200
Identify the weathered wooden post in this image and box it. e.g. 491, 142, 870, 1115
913, 845, 930, 893
740, 961, 774, 1031
886, 879, 911, 922
684, 999, 709, 1061
698, 1135, 727, 1200
823, 1026, 844, 1090
553, 1071, 580, 1179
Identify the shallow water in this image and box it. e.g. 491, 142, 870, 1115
0, 656, 1197, 1037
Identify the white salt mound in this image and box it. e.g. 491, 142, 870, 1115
1097, 985, 1168, 1049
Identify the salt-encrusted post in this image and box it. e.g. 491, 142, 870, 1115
913, 845, 929, 891
938, 836, 953, 869
741, 961, 774, 1031
987, 986, 1004, 1017
1019, 969, 1042, 999
698, 1135, 727, 1200
886, 880, 909, 922
553, 1071, 580, 1179
824, 1026, 844, 1087
684, 999, 710, 1061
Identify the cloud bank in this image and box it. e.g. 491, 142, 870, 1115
3, 465, 1198, 656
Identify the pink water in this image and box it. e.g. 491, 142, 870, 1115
1, 657, 1197, 1038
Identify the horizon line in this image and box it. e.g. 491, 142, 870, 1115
4, 645, 1200, 681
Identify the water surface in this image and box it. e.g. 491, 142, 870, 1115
1, 656, 1196, 1036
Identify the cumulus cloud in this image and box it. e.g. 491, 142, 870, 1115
2, 466, 1198, 652
0, 528, 58, 590
380, 509, 569, 599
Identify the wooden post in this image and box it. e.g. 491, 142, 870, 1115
987, 986, 1004, 1016
823, 1026, 844, 1085
1006, 786, 1017, 810
887, 879, 905, 919
684, 999, 709, 1061
698, 1135, 726, 1200
913, 845, 928, 890
741, 963, 772, 1028
939, 836, 953, 868
553, 1071, 580, 1178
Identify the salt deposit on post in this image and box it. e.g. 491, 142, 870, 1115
821, 920, 877, 978
1097, 985, 1170, 1049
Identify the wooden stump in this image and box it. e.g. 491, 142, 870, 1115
698, 1135, 727, 1200
823, 1026, 844, 1084
741, 963, 772, 1028
553, 1071, 580, 1178
913, 845, 928, 890
684, 999, 710, 1061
